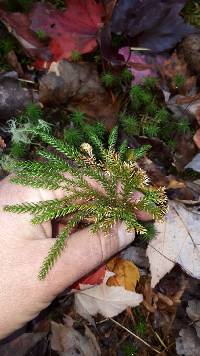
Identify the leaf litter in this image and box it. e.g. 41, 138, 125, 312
1, 0, 200, 355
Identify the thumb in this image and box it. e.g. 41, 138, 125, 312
37, 222, 135, 297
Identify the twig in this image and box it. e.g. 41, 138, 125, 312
154, 331, 167, 349
18, 78, 35, 84
130, 47, 151, 51
109, 317, 161, 354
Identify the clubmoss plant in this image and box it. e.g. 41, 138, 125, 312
4, 127, 167, 279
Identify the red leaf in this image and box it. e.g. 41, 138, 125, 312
72, 265, 106, 290
0, 0, 105, 68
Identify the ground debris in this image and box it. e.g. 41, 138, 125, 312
39, 60, 119, 129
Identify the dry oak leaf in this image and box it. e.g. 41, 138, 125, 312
106, 257, 140, 291
0, 0, 104, 68
147, 201, 200, 287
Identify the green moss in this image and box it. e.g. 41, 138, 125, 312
122, 342, 138, 356
134, 317, 147, 337
35, 29, 48, 41
174, 74, 186, 89
183, 1, 200, 28
120, 76, 192, 149
120, 115, 140, 136
64, 127, 83, 147
142, 223, 156, 241
142, 76, 158, 90
121, 68, 133, 82
144, 123, 160, 138
101, 72, 115, 87
70, 110, 86, 126
177, 118, 191, 134
70, 50, 82, 62
9, 142, 28, 159
130, 85, 152, 110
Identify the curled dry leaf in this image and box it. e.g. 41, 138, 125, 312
106, 257, 140, 291
147, 201, 200, 287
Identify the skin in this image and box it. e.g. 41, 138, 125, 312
0, 175, 151, 339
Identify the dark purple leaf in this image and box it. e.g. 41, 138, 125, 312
111, 0, 197, 52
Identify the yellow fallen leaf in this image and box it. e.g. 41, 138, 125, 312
106, 257, 140, 291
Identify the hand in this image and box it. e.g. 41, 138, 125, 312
0, 175, 142, 339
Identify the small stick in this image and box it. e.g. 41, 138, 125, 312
130, 47, 151, 51
109, 317, 161, 354
154, 331, 167, 349
18, 78, 35, 84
